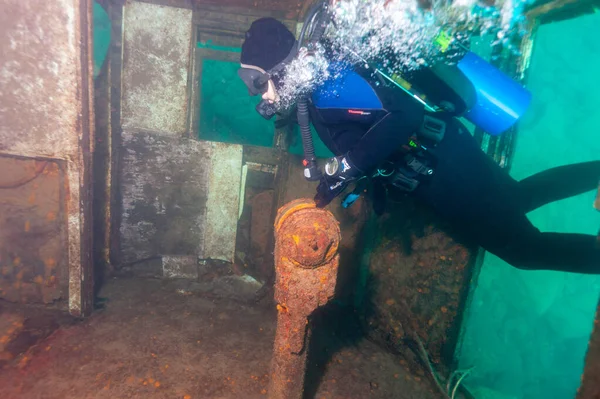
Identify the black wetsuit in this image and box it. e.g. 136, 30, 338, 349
308, 81, 600, 274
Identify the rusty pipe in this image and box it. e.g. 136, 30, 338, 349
268, 199, 341, 399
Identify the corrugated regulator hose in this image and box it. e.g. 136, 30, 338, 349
296, 97, 321, 181
297, 0, 330, 181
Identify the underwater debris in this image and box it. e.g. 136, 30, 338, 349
268, 199, 341, 399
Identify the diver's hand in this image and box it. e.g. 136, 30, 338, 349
314, 175, 350, 208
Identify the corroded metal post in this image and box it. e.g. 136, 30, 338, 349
268, 199, 341, 399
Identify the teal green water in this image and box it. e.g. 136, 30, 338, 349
198, 52, 333, 157
458, 13, 600, 399
93, 1, 110, 78
199, 59, 275, 147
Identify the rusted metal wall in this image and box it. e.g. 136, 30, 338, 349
193, 3, 298, 37
194, 0, 305, 19
0, 0, 95, 316
0, 158, 66, 304
119, 130, 242, 265
204, 143, 243, 261
121, 1, 194, 135
118, 1, 245, 269
119, 130, 210, 263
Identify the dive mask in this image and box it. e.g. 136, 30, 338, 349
237, 42, 298, 120
237, 67, 270, 97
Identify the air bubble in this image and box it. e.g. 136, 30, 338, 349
272, 0, 529, 111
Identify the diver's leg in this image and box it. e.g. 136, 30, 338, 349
490, 225, 600, 274
518, 161, 600, 213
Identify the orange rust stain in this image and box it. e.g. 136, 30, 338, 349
46, 212, 57, 221
45, 163, 58, 176
154, 381, 161, 388
13, 257, 21, 266
275, 201, 316, 231
385, 299, 395, 305
34, 275, 44, 285
441, 306, 448, 313
276, 303, 289, 313
44, 258, 57, 275
18, 355, 30, 369
27, 193, 36, 204
16, 270, 24, 280
24, 220, 31, 232
292, 235, 300, 245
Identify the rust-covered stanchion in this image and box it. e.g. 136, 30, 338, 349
268, 199, 341, 399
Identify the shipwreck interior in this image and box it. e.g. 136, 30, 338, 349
0, 0, 599, 398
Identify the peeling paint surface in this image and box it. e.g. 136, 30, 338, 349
0, 0, 94, 317
119, 130, 210, 264
121, 1, 193, 134
119, 133, 243, 266
162, 255, 198, 279
0, 158, 66, 304
204, 142, 243, 263
0, 0, 80, 159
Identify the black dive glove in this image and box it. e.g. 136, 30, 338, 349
314, 155, 362, 208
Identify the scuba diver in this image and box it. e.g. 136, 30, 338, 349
237, 13, 600, 274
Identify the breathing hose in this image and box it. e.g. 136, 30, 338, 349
296, 0, 331, 181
